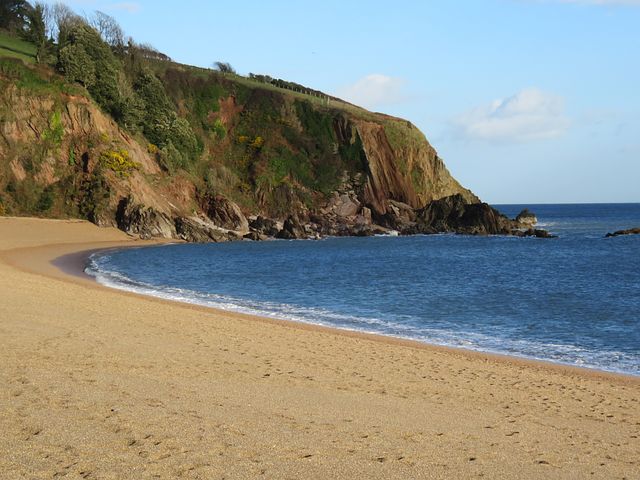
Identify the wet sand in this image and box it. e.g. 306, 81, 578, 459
0, 216, 638, 479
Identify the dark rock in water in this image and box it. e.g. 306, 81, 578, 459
201, 194, 249, 232
276, 216, 307, 239
605, 227, 640, 237
513, 228, 557, 238
116, 196, 176, 239
415, 194, 511, 235
249, 216, 280, 237
412, 195, 556, 237
515, 208, 537, 226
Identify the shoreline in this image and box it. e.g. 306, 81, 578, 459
1, 217, 638, 479
61, 241, 638, 382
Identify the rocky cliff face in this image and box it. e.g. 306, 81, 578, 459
0, 83, 191, 227
353, 118, 477, 221
0, 57, 537, 241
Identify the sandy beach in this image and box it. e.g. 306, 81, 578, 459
0, 217, 638, 479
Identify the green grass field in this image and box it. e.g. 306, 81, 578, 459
0, 31, 36, 63
149, 57, 373, 118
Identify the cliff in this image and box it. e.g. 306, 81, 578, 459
1, 52, 526, 241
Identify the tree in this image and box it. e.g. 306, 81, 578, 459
0, 0, 28, 31
57, 23, 120, 115
23, 2, 50, 63
214, 61, 235, 75
89, 10, 124, 51
132, 69, 200, 169
50, 2, 83, 42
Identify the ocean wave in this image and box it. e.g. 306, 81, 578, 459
85, 251, 639, 376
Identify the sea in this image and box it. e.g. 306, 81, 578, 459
85, 203, 640, 376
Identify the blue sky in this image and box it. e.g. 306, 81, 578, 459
49, 0, 639, 203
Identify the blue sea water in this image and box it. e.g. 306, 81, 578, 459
86, 203, 640, 375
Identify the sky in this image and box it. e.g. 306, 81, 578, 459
44, 0, 640, 203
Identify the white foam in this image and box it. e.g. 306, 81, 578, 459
85, 252, 640, 377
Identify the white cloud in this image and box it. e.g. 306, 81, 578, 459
335, 74, 408, 110
452, 88, 570, 142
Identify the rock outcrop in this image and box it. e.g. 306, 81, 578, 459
513, 228, 556, 238
249, 216, 280, 237
605, 227, 640, 237
515, 209, 538, 226
353, 119, 478, 219
201, 195, 249, 233
175, 216, 238, 243
115, 196, 176, 239
414, 194, 512, 235
276, 216, 309, 240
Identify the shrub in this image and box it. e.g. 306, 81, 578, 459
169, 117, 199, 160
249, 136, 264, 150
112, 71, 143, 128
212, 118, 226, 140
294, 100, 335, 148
42, 110, 64, 148
158, 142, 188, 172
68, 145, 76, 166
258, 147, 313, 189
78, 172, 110, 222
100, 149, 138, 177
190, 80, 224, 129
133, 69, 201, 168
35, 186, 54, 212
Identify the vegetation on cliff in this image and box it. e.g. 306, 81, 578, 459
0, 2, 494, 240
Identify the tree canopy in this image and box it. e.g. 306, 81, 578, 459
214, 61, 235, 74
23, 2, 50, 63
0, 0, 29, 31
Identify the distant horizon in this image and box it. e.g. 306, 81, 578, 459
491, 201, 640, 206
40, 0, 640, 204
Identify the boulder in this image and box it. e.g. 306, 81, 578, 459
360, 206, 372, 224
375, 200, 417, 233
202, 194, 249, 233
243, 231, 269, 241
115, 196, 176, 239
249, 216, 280, 237
276, 215, 307, 239
174, 216, 233, 243
326, 192, 361, 218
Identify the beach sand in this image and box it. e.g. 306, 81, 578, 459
0, 217, 638, 479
